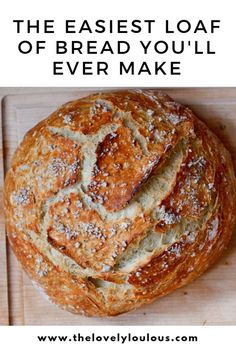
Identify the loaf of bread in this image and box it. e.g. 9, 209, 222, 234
4, 90, 236, 316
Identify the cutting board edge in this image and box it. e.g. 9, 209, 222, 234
0, 96, 9, 325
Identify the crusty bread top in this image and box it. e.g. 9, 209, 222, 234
4, 90, 236, 316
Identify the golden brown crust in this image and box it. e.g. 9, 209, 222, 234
4, 89, 236, 316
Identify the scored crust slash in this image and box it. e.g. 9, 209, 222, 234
4, 89, 236, 317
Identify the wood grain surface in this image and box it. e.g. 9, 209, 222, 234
1, 88, 236, 325
0, 94, 9, 325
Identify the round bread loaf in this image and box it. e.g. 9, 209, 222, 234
4, 90, 236, 316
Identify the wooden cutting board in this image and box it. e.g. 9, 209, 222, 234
0, 97, 9, 325
1, 88, 236, 325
